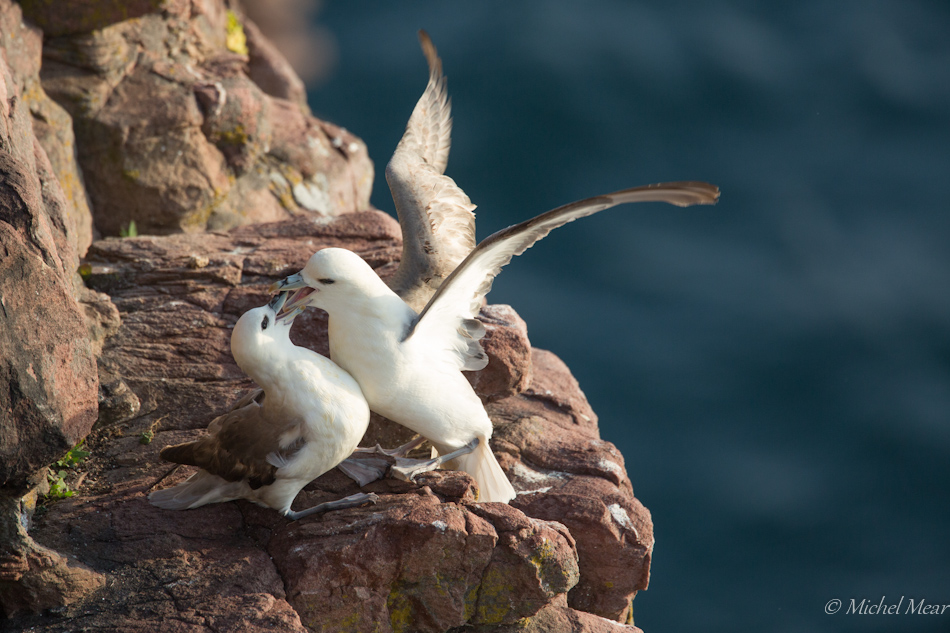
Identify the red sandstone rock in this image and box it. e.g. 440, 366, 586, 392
0, 0, 98, 498
14, 433, 309, 631
31, 1, 373, 236
0, 0, 105, 615
264, 493, 578, 632
0, 0, 94, 254
489, 351, 654, 622
467, 304, 533, 403
0, 495, 106, 619
0, 210, 653, 629
68, 212, 648, 627
17, 0, 161, 37
459, 594, 644, 633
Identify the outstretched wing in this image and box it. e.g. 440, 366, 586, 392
386, 30, 477, 312
404, 182, 721, 369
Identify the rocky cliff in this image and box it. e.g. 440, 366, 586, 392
0, 2, 652, 631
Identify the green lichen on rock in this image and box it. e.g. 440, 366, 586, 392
527, 539, 555, 583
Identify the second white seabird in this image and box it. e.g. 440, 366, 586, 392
148, 293, 377, 520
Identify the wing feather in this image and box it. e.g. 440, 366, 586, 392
404, 182, 720, 367
386, 30, 477, 311
159, 398, 303, 489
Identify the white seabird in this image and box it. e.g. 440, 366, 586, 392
148, 294, 377, 520
272, 182, 720, 504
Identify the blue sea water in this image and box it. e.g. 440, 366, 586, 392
305, 2, 950, 631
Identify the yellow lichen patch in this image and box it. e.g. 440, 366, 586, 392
181, 180, 232, 232
334, 610, 363, 631
298, 590, 385, 633
279, 162, 304, 187
225, 10, 248, 56
21, 81, 47, 111
530, 538, 556, 566
267, 163, 304, 211
217, 124, 249, 146
180, 198, 215, 232
475, 566, 515, 624
463, 584, 479, 621
386, 585, 414, 633
527, 539, 554, 590
527, 537, 578, 595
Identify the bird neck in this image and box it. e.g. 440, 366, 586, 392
235, 338, 298, 395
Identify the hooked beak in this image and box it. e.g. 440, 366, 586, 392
268, 291, 288, 313
271, 273, 316, 320
268, 291, 306, 325
270, 273, 307, 293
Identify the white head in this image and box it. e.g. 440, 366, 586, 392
230, 295, 297, 385
273, 248, 391, 316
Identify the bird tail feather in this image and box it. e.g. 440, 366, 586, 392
148, 470, 248, 510
454, 437, 516, 503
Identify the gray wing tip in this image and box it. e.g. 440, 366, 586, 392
147, 486, 186, 510
658, 181, 721, 206
610, 181, 721, 208
676, 181, 720, 205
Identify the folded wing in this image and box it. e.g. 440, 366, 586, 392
159, 394, 304, 489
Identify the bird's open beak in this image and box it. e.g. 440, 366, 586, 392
268, 291, 288, 313
277, 305, 305, 325
269, 274, 315, 321
268, 291, 306, 325
278, 288, 314, 319
270, 273, 306, 293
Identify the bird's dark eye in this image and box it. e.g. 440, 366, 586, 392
261, 315, 269, 330
319, 278, 335, 285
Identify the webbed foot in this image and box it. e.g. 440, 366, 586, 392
285, 491, 379, 521
389, 437, 479, 482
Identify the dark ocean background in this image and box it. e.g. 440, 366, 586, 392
302, 1, 950, 631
